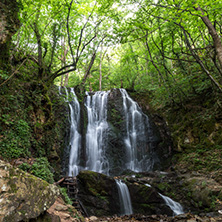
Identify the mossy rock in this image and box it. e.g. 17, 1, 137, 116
0, 160, 60, 221
77, 171, 120, 216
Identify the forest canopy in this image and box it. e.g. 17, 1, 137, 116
2, 0, 222, 105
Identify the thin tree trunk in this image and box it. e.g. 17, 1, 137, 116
99, 45, 103, 91
60, 75, 64, 86
64, 73, 69, 86
60, 36, 68, 86
33, 22, 43, 77
82, 51, 97, 85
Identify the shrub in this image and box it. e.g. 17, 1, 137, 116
30, 157, 54, 184
19, 158, 54, 184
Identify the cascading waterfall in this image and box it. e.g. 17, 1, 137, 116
63, 88, 158, 175
84, 91, 110, 175
120, 88, 156, 172
115, 180, 133, 215
159, 193, 184, 216
59, 86, 81, 176
68, 88, 81, 176
60, 88, 181, 217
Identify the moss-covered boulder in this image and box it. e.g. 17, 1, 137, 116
0, 160, 60, 222
77, 171, 120, 216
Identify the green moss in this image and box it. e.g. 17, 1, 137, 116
8, 181, 17, 193
60, 187, 73, 205
157, 182, 170, 192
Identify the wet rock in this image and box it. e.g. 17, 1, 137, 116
106, 88, 165, 176
77, 171, 120, 217
0, 160, 60, 222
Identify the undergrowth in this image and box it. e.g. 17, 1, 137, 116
19, 157, 54, 183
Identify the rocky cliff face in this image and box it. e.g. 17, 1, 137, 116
0, 160, 60, 222
106, 89, 173, 175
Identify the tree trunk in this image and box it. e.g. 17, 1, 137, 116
60, 37, 68, 86
64, 73, 69, 86
0, 0, 20, 70
196, 6, 222, 71
82, 52, 97, 85
99, 45, 103, 91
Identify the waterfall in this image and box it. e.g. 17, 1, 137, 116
62, 88, 159, 176
159, 193, 184, 216
84, 91, 110, 175
61, 87, 81, 177
119, 89, 156, 172
145, 182, 184, 216
115, 180, 133, 215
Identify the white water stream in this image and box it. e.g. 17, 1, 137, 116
116, 180, 133, 215
68, 88, 81, 176
59, 86, 81, 176
120, 89, 155, 172
84, 91, 110, 175
159, 193, 184, 216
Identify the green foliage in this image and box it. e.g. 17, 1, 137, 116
0, 119, 31, 159
30, 157, 54, 184
60, 187, 73, 205
19, 162, 31, 171
19, 158, 54, 184
0, 69, 10, 80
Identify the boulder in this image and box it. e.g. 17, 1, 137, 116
77, 171, 120, 216
0, 160, 60, 222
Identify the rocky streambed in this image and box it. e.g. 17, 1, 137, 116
1, 160, 222, 221
76, 170, 222, 218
